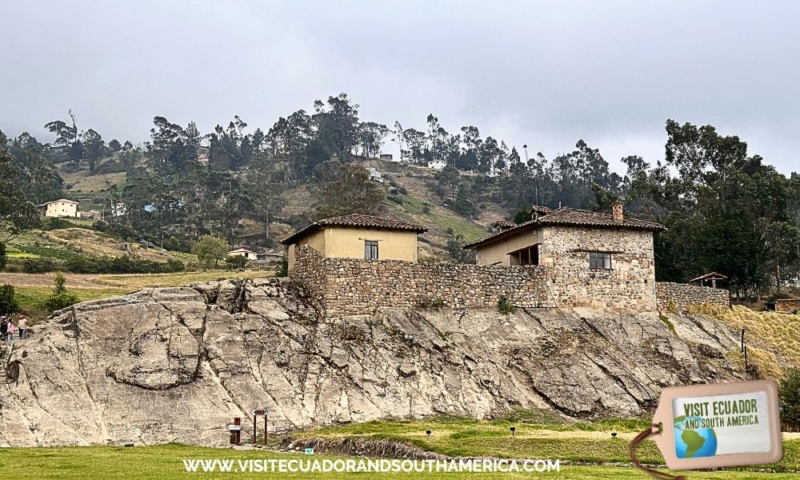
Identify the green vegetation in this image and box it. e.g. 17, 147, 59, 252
497, 295, 514, 314
0, 283, 19, 315
195, 235, 229, 268
781, 369, 800, 431
3, 415, 780, 479
659, 313, 677, 336
44, 272, 79, 311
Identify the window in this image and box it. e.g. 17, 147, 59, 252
589, 252, 612, 269
364, 240, 379, 260
509, 245, 539, 266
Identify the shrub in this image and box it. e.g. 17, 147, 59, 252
225, 255, 248, 270
388, 195, 403, 205
422, 205, 431, 214
23, 257, 58, 273
0, 284, 19, 315
41, 217, 85, 230
63, 254, 184, 274
397, 186, 408, 195
497, 295, 515, 315
45, 273, 79, 312
0, 242, 5, 270
274, 257, 288, 277
781, 368, 800, 431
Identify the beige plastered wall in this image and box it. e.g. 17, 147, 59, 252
475, 229, 542, 265
288, 227, 417, 271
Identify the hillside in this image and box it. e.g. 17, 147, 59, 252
56, 157, 502, 260
0, 277, 750, 447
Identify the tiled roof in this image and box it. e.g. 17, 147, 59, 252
492, 220, 517, 229
281, 213, 428, 245
464, 207, 665, 249
690, 272, 728, 282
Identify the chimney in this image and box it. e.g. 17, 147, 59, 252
612, 201, 624, 223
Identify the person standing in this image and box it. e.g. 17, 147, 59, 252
17, 314, 27, 340
5, 319, 14, 344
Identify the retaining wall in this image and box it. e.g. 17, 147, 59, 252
656, 282, 730, 312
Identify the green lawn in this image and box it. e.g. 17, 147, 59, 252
0, 444, 796, 479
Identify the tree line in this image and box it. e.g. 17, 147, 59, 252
1, 93, 799, 299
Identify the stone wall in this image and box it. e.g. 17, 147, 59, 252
656, 282, 730, 312
775, 299, 800, 312
292, 245, 554, 316
542, 226, 657, 311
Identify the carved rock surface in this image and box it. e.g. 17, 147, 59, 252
0, 278, 744, 447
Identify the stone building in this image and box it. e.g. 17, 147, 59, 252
282, 213, 428, 272
464, 202, 666, 310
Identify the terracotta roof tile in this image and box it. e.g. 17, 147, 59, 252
281, 213, 427, 245
464, 207, 665, 249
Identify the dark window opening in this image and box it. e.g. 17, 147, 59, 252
510, 245, 539, 266
364, 240, 379, 260
589, 252, 612, 269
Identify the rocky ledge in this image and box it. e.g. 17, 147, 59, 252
0, 277, 744, 447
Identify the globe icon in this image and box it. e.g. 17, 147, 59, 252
674, 416, 718, 458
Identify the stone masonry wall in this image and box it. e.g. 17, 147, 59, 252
775, 299, 800, 312
542, 226, 658, 311
656, 282, 730, 312
292, 245, 554, 316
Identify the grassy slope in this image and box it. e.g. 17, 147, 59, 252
690, 305, 800, 380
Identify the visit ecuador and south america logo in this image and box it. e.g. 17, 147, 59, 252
673, 397, 764, 458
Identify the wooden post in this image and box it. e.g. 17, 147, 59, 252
741, 329, 745, 353
264, 412, 268, 446
253, 414, 257, 444
744, 345, 749, 370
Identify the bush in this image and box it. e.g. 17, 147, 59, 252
45, 273, 79, 312
388, 195, 403, 205
23, 257, 58, 273
422, 205, 431, 214
781, 369, 800, 431
0, 242, 6, 270
92, 220, 138, 241
41, 217, 77, 230
274, 257, 288, 277
225, 255, 248, 270
0, 284, 19, 315
497, 295, 515, 315
63, 254, 184, 274
397, 186, 408, 195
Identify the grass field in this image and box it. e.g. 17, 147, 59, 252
3, 270, 272, 322
0, 441, 797, 479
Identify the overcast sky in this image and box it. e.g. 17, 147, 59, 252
2, 0, 798, 174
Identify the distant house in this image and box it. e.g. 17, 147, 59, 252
281, 213, 428, 272
427, 160, 446, 170
80, 210, 102, 221
37, 199, 79, 218
379, 154, 393, 162
368, 168, 384, 183
112, 202, 127, 217
228, 248, 258, 261
256, 251, 284, 263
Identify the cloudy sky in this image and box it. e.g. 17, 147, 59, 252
2, 0, 798, 174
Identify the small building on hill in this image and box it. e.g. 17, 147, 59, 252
37, 199, 79, 218
228, 248, 258, 261
281, 214, 428, 272
464, 202, 666, 310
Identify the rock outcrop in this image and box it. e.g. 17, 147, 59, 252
0, 278, 745, 447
